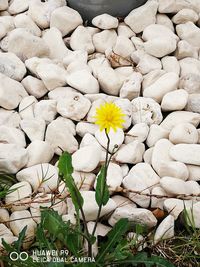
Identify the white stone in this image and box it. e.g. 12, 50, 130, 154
151, 186, 169, 210
160, 177, 187, 196
169, 123, 198, 144
179, 73, 200, 94
170, 144, 200, 165
79, 131, 100, 146
0, 52, 26, 81
67, 61, 91, 74
26, 140, 54, 167
109, 207, 157, 228
25, 57, 52, 78
0, 125, 26, 147
113, 36, 135, 59
114, 98, 132, 130
144, 147, 154, 165
79, 191, 117, 221
176, 22, 200, 48
0, 144, 28, 173
48, 87, 76, 101
146, 125, 169, 147
0, 109, 21, 128
50, 6, 83, 36
30, 194, 67, 223
142, 69, 166, 89
22, 76, 48, 99
72, 146, 101, 172
92, 14, 118, 30
124, 1, 158, 33
19, 96, 38, 120
186, 181, 200, 195
187, 165, 200, 181
132, 97, 163, 125
151, 139, 173, 177
0, 73, 27, 110
8, 0, 29, 15
76, 122, 98, 137
0, 23, 6, 40
143, 72, 179, 103
142, 24, 178, 42
72, 171, 96, 191
0, 16, 15, 32
154, 215, 174, 244
186, 94, 200, 113
161, 56, 180, 75
17, 163, 59, 193
36, 62, 67, 91
131, 50, 162, 75
160, 111, 200, 131
63, 50, 88, 66
93, 29, 117, 53
144, 37, 177, 58
67, 69, 99, 94
28, 0, 65, 29
161, 89, 188, 111
95, 128, 124, 153
160, 161, 189, 181
115, 141, 145, 165
96, 163, 123, 191
129, 163, 160, 188
0, 209, 9, 223
10, 210, 36, 248
0, 0, 8, 11
117, 22, 135, 38
5, 181, 32, 211
7, 28, 49, 61
45, 117, 78, 155
42, 27, 70, 60
88, 57, 111, 79
97, 66, 123, 96
131, 36, 144, 50
14, 14, 41, 37
125, 123, 149, 144
158, 0, 200, 13
176, 40, 198, 60
172, 8, 199, 24
20, 119, 46, 141
156, 14, 174, 32
185, 202, 200, 228
57, 91, 91, 121
34, 100, 57, 124
70, 25, 94, 54
164, 198, 195, 219
120, 72, 143, 100
111, 195, 134, 207
179, 58, 200, 77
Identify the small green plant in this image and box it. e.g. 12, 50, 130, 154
0, 103, 175, 267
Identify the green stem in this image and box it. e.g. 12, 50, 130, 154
92, 130, 110, 237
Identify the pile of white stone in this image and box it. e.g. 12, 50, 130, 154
0, 0, 200, 252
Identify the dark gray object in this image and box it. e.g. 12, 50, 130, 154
68, 0, 148, 21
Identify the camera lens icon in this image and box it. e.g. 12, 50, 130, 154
10, 251, 29, 261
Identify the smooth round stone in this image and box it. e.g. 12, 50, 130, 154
169, 123, 198, 144
160, 177, 187, 196
170, 144, 200, 165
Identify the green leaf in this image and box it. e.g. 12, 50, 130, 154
95, 166, 109, 207
13, 226, 27, 252
58, 152, 83, 211
96, 218, 129, 263
41, 209, 81, 257
58, 152, 73, 177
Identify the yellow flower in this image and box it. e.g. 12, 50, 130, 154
94, 102, 125, 133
